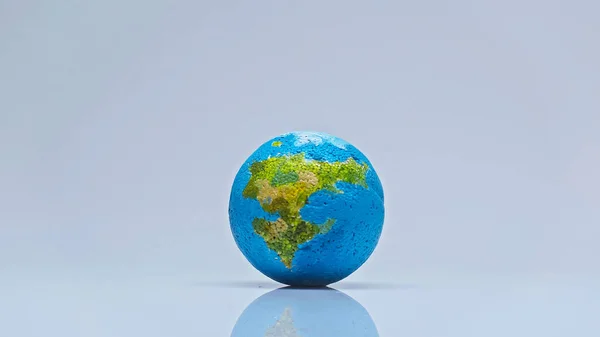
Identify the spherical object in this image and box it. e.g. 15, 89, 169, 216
231, 287, 379, 336
228, 131, 385, 286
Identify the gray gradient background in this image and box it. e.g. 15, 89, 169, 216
1, 1, 599, 336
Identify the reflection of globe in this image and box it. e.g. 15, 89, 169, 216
231, 287, 379, 337
229, 131, 385, 286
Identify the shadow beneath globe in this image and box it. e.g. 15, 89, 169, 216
231, 286, 380, 336
191, 281, 282, 289
331, 281, 418, 290
194, 280, 416, 290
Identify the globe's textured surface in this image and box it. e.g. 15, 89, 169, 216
229, 131, 384, 286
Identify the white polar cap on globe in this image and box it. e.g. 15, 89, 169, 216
289, 131, 348, 149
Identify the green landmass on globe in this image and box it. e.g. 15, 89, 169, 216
242, 152, 368, 268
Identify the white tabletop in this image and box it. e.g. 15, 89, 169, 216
3, 269, 598, 336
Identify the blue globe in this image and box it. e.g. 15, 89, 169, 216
229, 131, 384, 286
231, 287, 379, 337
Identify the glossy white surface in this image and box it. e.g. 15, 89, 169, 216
2, 270, 598, 336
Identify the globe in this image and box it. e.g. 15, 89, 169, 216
231, 287, 379, 336
228, 131, 385, 286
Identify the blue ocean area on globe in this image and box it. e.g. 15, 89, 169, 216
229, 131, 385, 286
